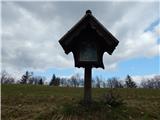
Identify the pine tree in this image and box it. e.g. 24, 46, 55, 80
49, 74, 56, 86
125, 75, 137, 88
49, 74, 60, 86
38, 78, 43, 85
20, 71, 32, 84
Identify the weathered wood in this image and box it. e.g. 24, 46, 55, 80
59, 10, 119, 106
84, 67, 92, 104
59, 10, 119, 69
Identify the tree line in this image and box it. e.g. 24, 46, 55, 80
1, 70, 160, 88
1, 71, 45, 85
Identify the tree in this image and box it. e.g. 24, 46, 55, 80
125, 75, 137, 88
30, 76, 45, 85
154, 75, 160, 88
107, 77, 123, 88
60, 78, 69, 87
140, 78, 148, 88
38, 78, 43, 85
102, 81, 106, 88
49, 74, 55, 86
54, 77, 60, 86
49, 74, 60, 86
1, 70, 8, 84
70, 74, 80, 87
1, 70, 15, 84
28, 72, 34, 84
95, 76, 102, 88
140, 75, 160, 88
28, 77, 35, 84
20, 71, 32, 84
92, 79, 96, 88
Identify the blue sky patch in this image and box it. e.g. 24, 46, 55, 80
34, 55, 159, 81
144, 19, 160, 32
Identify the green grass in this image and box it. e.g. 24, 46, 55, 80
1, 84, 160, 120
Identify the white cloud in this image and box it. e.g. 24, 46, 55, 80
132, 74, 157, 86
1, 1, 159, 78
102, 2, 159, 69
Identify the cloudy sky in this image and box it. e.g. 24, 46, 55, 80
1, 1, 160, 82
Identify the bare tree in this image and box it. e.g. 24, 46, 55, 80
140, 78, 148, 88
31, 76, 45, 85
60, 78, 65, 87
92, 79, 96, 88
154, 75, 160, 88
1, 70, 8, 84
141, 75, 160, 88
1, 70, 15, 84
95, 76, 102, 88
107, 77, 123, 88
102, 81, 106, 88
70, 73, 80, 87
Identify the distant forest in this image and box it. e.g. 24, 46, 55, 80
1, 70, 160, 88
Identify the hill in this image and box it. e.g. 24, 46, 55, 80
1, 84, 160, 120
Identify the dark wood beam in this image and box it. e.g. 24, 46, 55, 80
84, 67, 92, 105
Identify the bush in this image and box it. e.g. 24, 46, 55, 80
101, 89, 124, 107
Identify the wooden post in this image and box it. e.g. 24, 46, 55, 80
84, 67, 92, 104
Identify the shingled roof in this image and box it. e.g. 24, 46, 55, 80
59, 10, 119, 55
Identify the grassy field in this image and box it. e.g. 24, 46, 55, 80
1, 84, 160, 120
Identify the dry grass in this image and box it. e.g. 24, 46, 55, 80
1, 84, 160, 120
